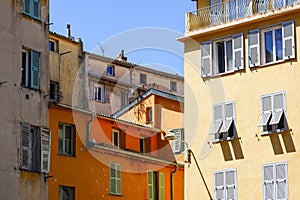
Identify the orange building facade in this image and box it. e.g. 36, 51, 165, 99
48, 103, 184, 200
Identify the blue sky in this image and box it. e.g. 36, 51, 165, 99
50, 1, 196, 75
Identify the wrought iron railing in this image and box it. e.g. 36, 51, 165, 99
186, 0, 300, 32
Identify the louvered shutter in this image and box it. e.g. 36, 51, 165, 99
23, 0, 30, 15
116, 164, 122, 195
32, 0, 40, 19
214, 171, 225, 200
105, 85, 110, 102
30, 50, 40, 90
233, 34, 244, 70
275, 163, 288, 200
248, 29, 260, 67
147, 171, 154, 200
40, 128, 50, 173
159, 172, 165, 200
210, 104, 223, 134
283, 21, 295, 60
172, 129, 182, 153
225, 170, 236, 200
201, 42, 212, 77
263, 165, 275, 200
220, 102, 235, 133
21, 123, 32, 169
258, 95, 272, 127
270, 93, 285, 125
110, 163, 116, 194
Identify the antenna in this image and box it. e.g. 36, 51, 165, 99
98, 43, 104, 56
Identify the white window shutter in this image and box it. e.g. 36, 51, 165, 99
220, 102, 235, 133
283, 21, 295, 60
214, 171, 225, 200
116, 164, 121, 195
263, 165, 275, 200
225, 170, 236, 200
40, 128, 51, 173
210, 104, 223, 134
233, 34, 244, 70
248, 29, 260, 67
275, 162, 288, 200
159, 172, 165, 200
201, 41, 212, 77
172, 129, 182, 153
147, 171, 154, 200
21, 123, 32, 169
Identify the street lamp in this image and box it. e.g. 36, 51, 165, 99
165, 129, 213, 200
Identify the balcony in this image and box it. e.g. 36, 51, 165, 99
186, 0, 300, 32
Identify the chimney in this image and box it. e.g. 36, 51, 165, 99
67, 24, 71, 38
117, 50, 127, 61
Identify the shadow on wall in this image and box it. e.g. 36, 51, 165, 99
220, 133, 244, 162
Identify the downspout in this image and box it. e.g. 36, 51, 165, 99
170, 165, 178, 200
87, 112, 95, 147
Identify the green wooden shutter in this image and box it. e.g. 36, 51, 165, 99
248, 29, 260, 67
116, 164, 122, 195
147, 171, 154, 200
233, 34, 244, 70
40, 129, 50, 173
21, 123, 32, 169
32, 0, 40, 19
110, 163, 116, 194
30, 50, 40, 90
201, 41, 212, 77
159, 172, 165, 200
283, 21, 295, 60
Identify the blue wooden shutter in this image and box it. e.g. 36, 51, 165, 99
30, 50, 40, 90
23, 0, 31, 15
201, 41, 212, 77
248, 29, 260, 67
283, 21, 295, 60
233, 34, 244, 70
32, 0, 40, 19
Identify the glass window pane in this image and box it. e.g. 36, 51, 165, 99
226, 40, 233, 71
265, 31, 274, 63
275, 28, 283, 61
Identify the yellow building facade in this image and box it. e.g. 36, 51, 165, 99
181, 1, 300, 199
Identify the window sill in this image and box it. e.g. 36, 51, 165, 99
203, 68, 242, 79
212, 136, 236, 144
261, 128, 285, 136
109, 193, 122, 197
250, 58, 294, 69
93, 99, 107, 103
22, 13, 42, 23
57, 153, 76, 158
19, 167, 42, 174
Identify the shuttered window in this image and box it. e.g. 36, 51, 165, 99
21, 48, 40, 90
40, 128, 51, 173
214, 169, 237, 200
263, 162, 288, 200
248, 29, 260, 67
94, 84, 107, 102
233, 34, 244, 70
171, 128, 185, 154
20, 123, 32, 170
147, 171, 154, 200
110, 163, 122, 195
258, 92, 286, 134
159, 172, 165, 200
30, 50, 40, 90
22, 0, 40, 20
282, 21, 295, 60
58, 123, 75, 156
201, 41, 212, 77
210, 102, 236, 142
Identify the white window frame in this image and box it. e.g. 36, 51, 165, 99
106, 65, 115, 76
258, 91, 286, 135
262, 161, 288, 200
112, 130, 119, 148
214, 168, 237, 200
170, 81, 177, 92
94, 84, 105, 102
209, 101, 236, 142
110, 163, 122, 195
213, 37, 235, 74
58, 123, 75, 156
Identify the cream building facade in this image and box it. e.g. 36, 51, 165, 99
181, 0, 300, 199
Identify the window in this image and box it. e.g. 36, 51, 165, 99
170, 81, 177, 92
258, 92, 286, 134
94, 84, 109, 102
59, 186, 75, 200
120, 91, 128, 107
140, 138, 145, 153
22, 48, 40, 90
214, 169, 237, 200
140, 73, 147, 84
201, 33, 243, 77
50, 81, 59, 102
106, 65, 115, 76
22, 0, 40, 20
147, 171, 164, 200
20, 123, 50, 173
171, 129, 185, 154
49, 40, 56, 52
249, 21, 295, 67
110, 163, 121, 195
209, 102, 236, 142
263, 162, 288, 200
58, 123, 75, 156
146, 107, 153, 124
112, 130, 119, 147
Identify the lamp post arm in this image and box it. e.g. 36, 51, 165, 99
188, 149, 213, 200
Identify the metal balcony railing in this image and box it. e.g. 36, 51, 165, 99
186, 0, 300, 32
